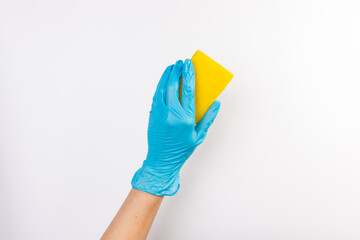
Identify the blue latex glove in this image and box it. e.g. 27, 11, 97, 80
131, 59, 221, 196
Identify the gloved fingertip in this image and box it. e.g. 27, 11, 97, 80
213, 100, 221, 109
166, 64, 174, 71
207, 101, 221, 119
175, 60, 183, 67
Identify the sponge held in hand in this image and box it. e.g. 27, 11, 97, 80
190, 50, 233, 124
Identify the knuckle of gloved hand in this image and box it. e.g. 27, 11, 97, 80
169, 119, 191, 130
168, 85, 177, 94
183, 84, 193, 96
183, 116, 194, 126
183, 72, 191, 81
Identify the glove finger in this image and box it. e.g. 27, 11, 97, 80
166, 60, 183, 108
181, 59, 195, 117
195, 101, 221, 145
153, 65, 173, 106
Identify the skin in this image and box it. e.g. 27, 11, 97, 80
101, 188, 163, 240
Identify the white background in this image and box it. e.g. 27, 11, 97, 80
1, 0, 360, 239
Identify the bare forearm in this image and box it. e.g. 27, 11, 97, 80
101, 189, 163, 240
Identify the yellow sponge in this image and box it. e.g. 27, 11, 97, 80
190, 50, 233, 124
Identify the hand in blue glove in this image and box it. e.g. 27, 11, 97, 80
131, 59, 221, 196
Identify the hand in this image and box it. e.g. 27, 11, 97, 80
131, 59, 221, 196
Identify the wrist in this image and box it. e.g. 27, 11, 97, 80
131, 164, 181, 196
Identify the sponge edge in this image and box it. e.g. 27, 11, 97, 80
191, 50, 233, 124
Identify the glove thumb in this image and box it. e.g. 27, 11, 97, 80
195, 101, 221, 146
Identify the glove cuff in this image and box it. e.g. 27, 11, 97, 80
131, 165, 180, 196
